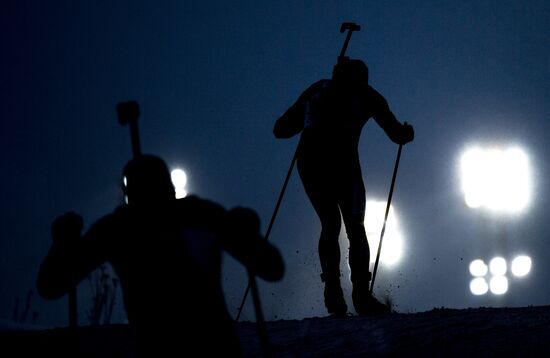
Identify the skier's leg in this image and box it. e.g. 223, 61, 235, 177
316, 204, 347, 316
339, 163, 390, 316
338, 166, 370, 281
317, 208, 342, 280
298, 160, 347, 315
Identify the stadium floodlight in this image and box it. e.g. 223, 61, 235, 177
460, 146, 531, 213
469, 255, 533, 296
489, 257, 507, 276
469, 259, 488, 277
470, 277, 489, 295
511, 255, 532, 277
489, 275, 508, 295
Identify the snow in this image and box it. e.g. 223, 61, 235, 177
239, 305, 550, 356
2, 305, 550, 356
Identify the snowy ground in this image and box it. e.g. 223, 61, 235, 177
240, 305, 550, 356
2, 305, 550, 356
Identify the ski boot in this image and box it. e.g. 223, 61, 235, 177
351, 272, 391, 316
321, 273, 348, 317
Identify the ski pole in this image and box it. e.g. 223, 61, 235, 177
248, 270, 271, 358
235, 148, 298, 321
370, 143, 403, 293
68, 287, 80, 356
235, 21, 362, 321
68, 289, 78, 328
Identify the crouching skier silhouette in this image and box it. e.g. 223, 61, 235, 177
37, 154, 284, 357
274, 58, 413, 317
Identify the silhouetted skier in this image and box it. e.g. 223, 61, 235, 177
274, 58, 413, 316
37, 154, 284, 356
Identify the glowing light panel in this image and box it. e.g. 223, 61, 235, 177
460, 146, 531, 213
171, 169, 188, 199
489, 257, 507, 276
364, 200, 403, 266
511, 256, 532, 277
489, 276, 508, 295
470, 277, 489, 295
469, 259, 488, 277
123, 176, 128, 204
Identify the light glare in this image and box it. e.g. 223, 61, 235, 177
489, 257, 507, 276
171, 168, 188, 199
489, 276, 508, 295
511, 256, 532, 277
364, 200, 403, 266
470, 277, 489, 295
469, 259, 488, 277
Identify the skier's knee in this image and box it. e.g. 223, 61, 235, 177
350, 270, 371, 284
320, 220, 341, 239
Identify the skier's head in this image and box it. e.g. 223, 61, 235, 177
122, 154, 175, 207
332, 57, 369, 88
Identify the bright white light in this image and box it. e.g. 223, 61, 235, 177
460, 146, 531, 213
511, 256, 532, 277
469, 259, 488, 277
171, 169, 188, 199
364, 200, 403, 266
489, 257, 507, 276
470, 277, 489, 295
123, 176, 128, 204
489, 276, 508, 295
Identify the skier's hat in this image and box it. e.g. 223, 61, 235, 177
122, 154, 175, 205
333, 57, 369, 85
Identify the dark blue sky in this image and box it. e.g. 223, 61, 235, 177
1, 1, 549, 326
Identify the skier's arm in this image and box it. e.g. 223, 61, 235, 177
175, 197, 284, 281
273, 81, 325, 139
36, 212, 112, 300
369, 87, 414, 145
222, 208, 284, 282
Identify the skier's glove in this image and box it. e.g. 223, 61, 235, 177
400, 122, 414, 144
51, 211, 83, 245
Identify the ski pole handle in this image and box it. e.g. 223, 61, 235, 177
338, 22, 361, 59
